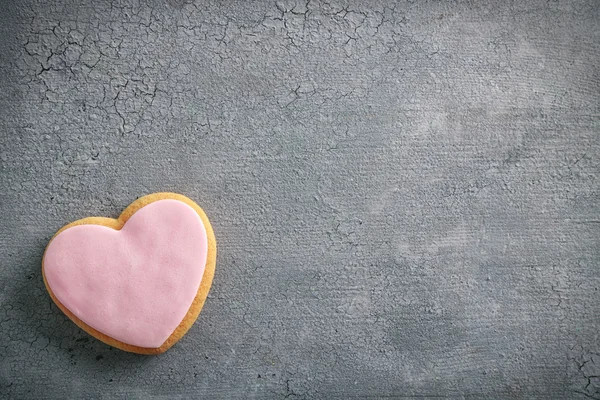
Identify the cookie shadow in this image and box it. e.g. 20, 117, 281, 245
12, 242, 153, 371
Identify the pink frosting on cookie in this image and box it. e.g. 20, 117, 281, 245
43, 199, 208, 348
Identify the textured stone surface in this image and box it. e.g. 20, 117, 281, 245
0, 0, 599, 398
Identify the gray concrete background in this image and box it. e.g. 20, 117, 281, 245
0, 0, 598, 398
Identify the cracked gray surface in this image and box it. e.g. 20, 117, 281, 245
0, 0, 599, 398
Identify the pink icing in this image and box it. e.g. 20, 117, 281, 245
43, 199, 208, 348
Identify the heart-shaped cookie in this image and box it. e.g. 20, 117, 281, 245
42, 193, 216, 354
